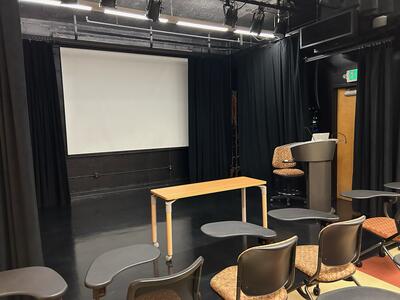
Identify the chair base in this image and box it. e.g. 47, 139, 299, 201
359, 239, 400, 270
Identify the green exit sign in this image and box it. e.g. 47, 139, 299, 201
346, 69, 358, 83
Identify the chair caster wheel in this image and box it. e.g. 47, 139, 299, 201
313, 286, 320, 296
355, 261, 363, 268
379, 248, 386, 257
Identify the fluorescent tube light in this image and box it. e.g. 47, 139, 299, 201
176, 21, 228, 32
19, 0, 61, 6
20, 0, 92, 10
104, 8, 168, 23
234, 29, 275, 39
60, 3, 92, 10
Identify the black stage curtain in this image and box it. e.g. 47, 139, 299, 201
353, 44, 400, 216
235, 36, 305, 181
0, 0, 43, 269
188, 56, 232, 182
23, 41, 70, 208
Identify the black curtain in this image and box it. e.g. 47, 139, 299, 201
23, 41, 70, 208
0, 0, 43, 269
188, 56, 232, 182
353, 43, 400, 216
235, 36, 305, 181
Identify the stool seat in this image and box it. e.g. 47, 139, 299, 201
0, 266, 67, 299
317, 286, 400, 300
201, 221, 276, 239
273, 168, 304, 177
85, 244, 160, 290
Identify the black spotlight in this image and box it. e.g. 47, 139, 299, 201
224, 0, 238, 28
100, 0, 116, 8
250, 6, 265, 35
274, 13, 287, 37
146, 0, 162, 22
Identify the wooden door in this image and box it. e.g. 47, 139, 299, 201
337, 88, 356, 203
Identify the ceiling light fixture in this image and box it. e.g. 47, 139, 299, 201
99, 0, 116, 8
250, 6, 265, 35
234, 29, 275, 39
274, 11, 287, 38
104, 8, 168, 23
176, 21, 228, 32
146, 0, 162, 22
223, 0, 238, 28
19, 0, 91, 10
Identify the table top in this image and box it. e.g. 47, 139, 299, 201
0, 267, 67, 299
268, 208, 339, 222
341, 190, 400, 199
201, 221, 276, 239
394, 254, 400, 266
85, 244, 160, 289
385, 182, 400, 190
317, 287, 400, 300
151, 176, 266, 201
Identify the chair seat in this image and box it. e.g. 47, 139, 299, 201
136, 289, 180, 300
363, 217, 400, 241
295, 245, 356, 282
210, 266, 287, 300
273, 169, 304, 177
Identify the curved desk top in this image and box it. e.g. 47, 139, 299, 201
85, 244, 160, 290
341, 190, 400, 199
201, 221, 276, 239
317, 287, 400, 300
385, 182, 400, 190
0, 267, 67, 299
394, 254, 400, 266
268, 208, 339, 222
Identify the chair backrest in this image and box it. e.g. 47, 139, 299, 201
127, 257, 203, 300
318, 216, 365, 267
272, 145, 296, 169
236, 236, 298, 298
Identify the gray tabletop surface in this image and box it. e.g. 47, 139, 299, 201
201, 221, 276, 239
341, 190, 400, 199
394, 254, 400, 266
317, 287, 400, 300
85, 244, 160, 289
385, 182, 400, 190
0, 267, 67, 299
268, 208, 339, 222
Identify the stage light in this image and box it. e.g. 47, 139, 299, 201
176, 21, 229, 32
274, 11, 287, 37
234, 29, 275, 39
146, 0, 162, 22
99, 0, 116, 8
223, 0, 238, 28
19, 0, 91, 10
250, 6, 265, 35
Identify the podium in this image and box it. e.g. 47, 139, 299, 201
290, 140, 337, 212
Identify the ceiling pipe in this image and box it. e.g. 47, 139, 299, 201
235, 0, 294, 12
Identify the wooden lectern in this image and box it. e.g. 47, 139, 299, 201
290, 140, 337, 212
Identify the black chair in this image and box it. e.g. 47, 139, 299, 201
127, 256, 204, 300
295, 216, 366, 299
211, 236, 298, 300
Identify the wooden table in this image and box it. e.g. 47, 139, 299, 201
150, 176, 267, 261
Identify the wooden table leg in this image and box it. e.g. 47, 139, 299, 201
241, 188, 247, 223
165, 201, 174, 261
259, 185, 268, 228
151, 195, 159, 248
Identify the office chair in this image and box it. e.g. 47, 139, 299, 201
271, 145, 305, 207
210, 236, 298, 300
127, 256, 204, 300
0, 266, 67, 299
295, 216, 365, 299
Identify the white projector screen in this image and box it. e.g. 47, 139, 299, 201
60, 47, 188, 155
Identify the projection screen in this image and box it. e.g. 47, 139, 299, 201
60, 47, 188, 155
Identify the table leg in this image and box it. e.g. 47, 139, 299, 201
241, 188, 247, 223
151, 195, 159, 248
259, 185, 268, 228
165, 201, 174, 261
